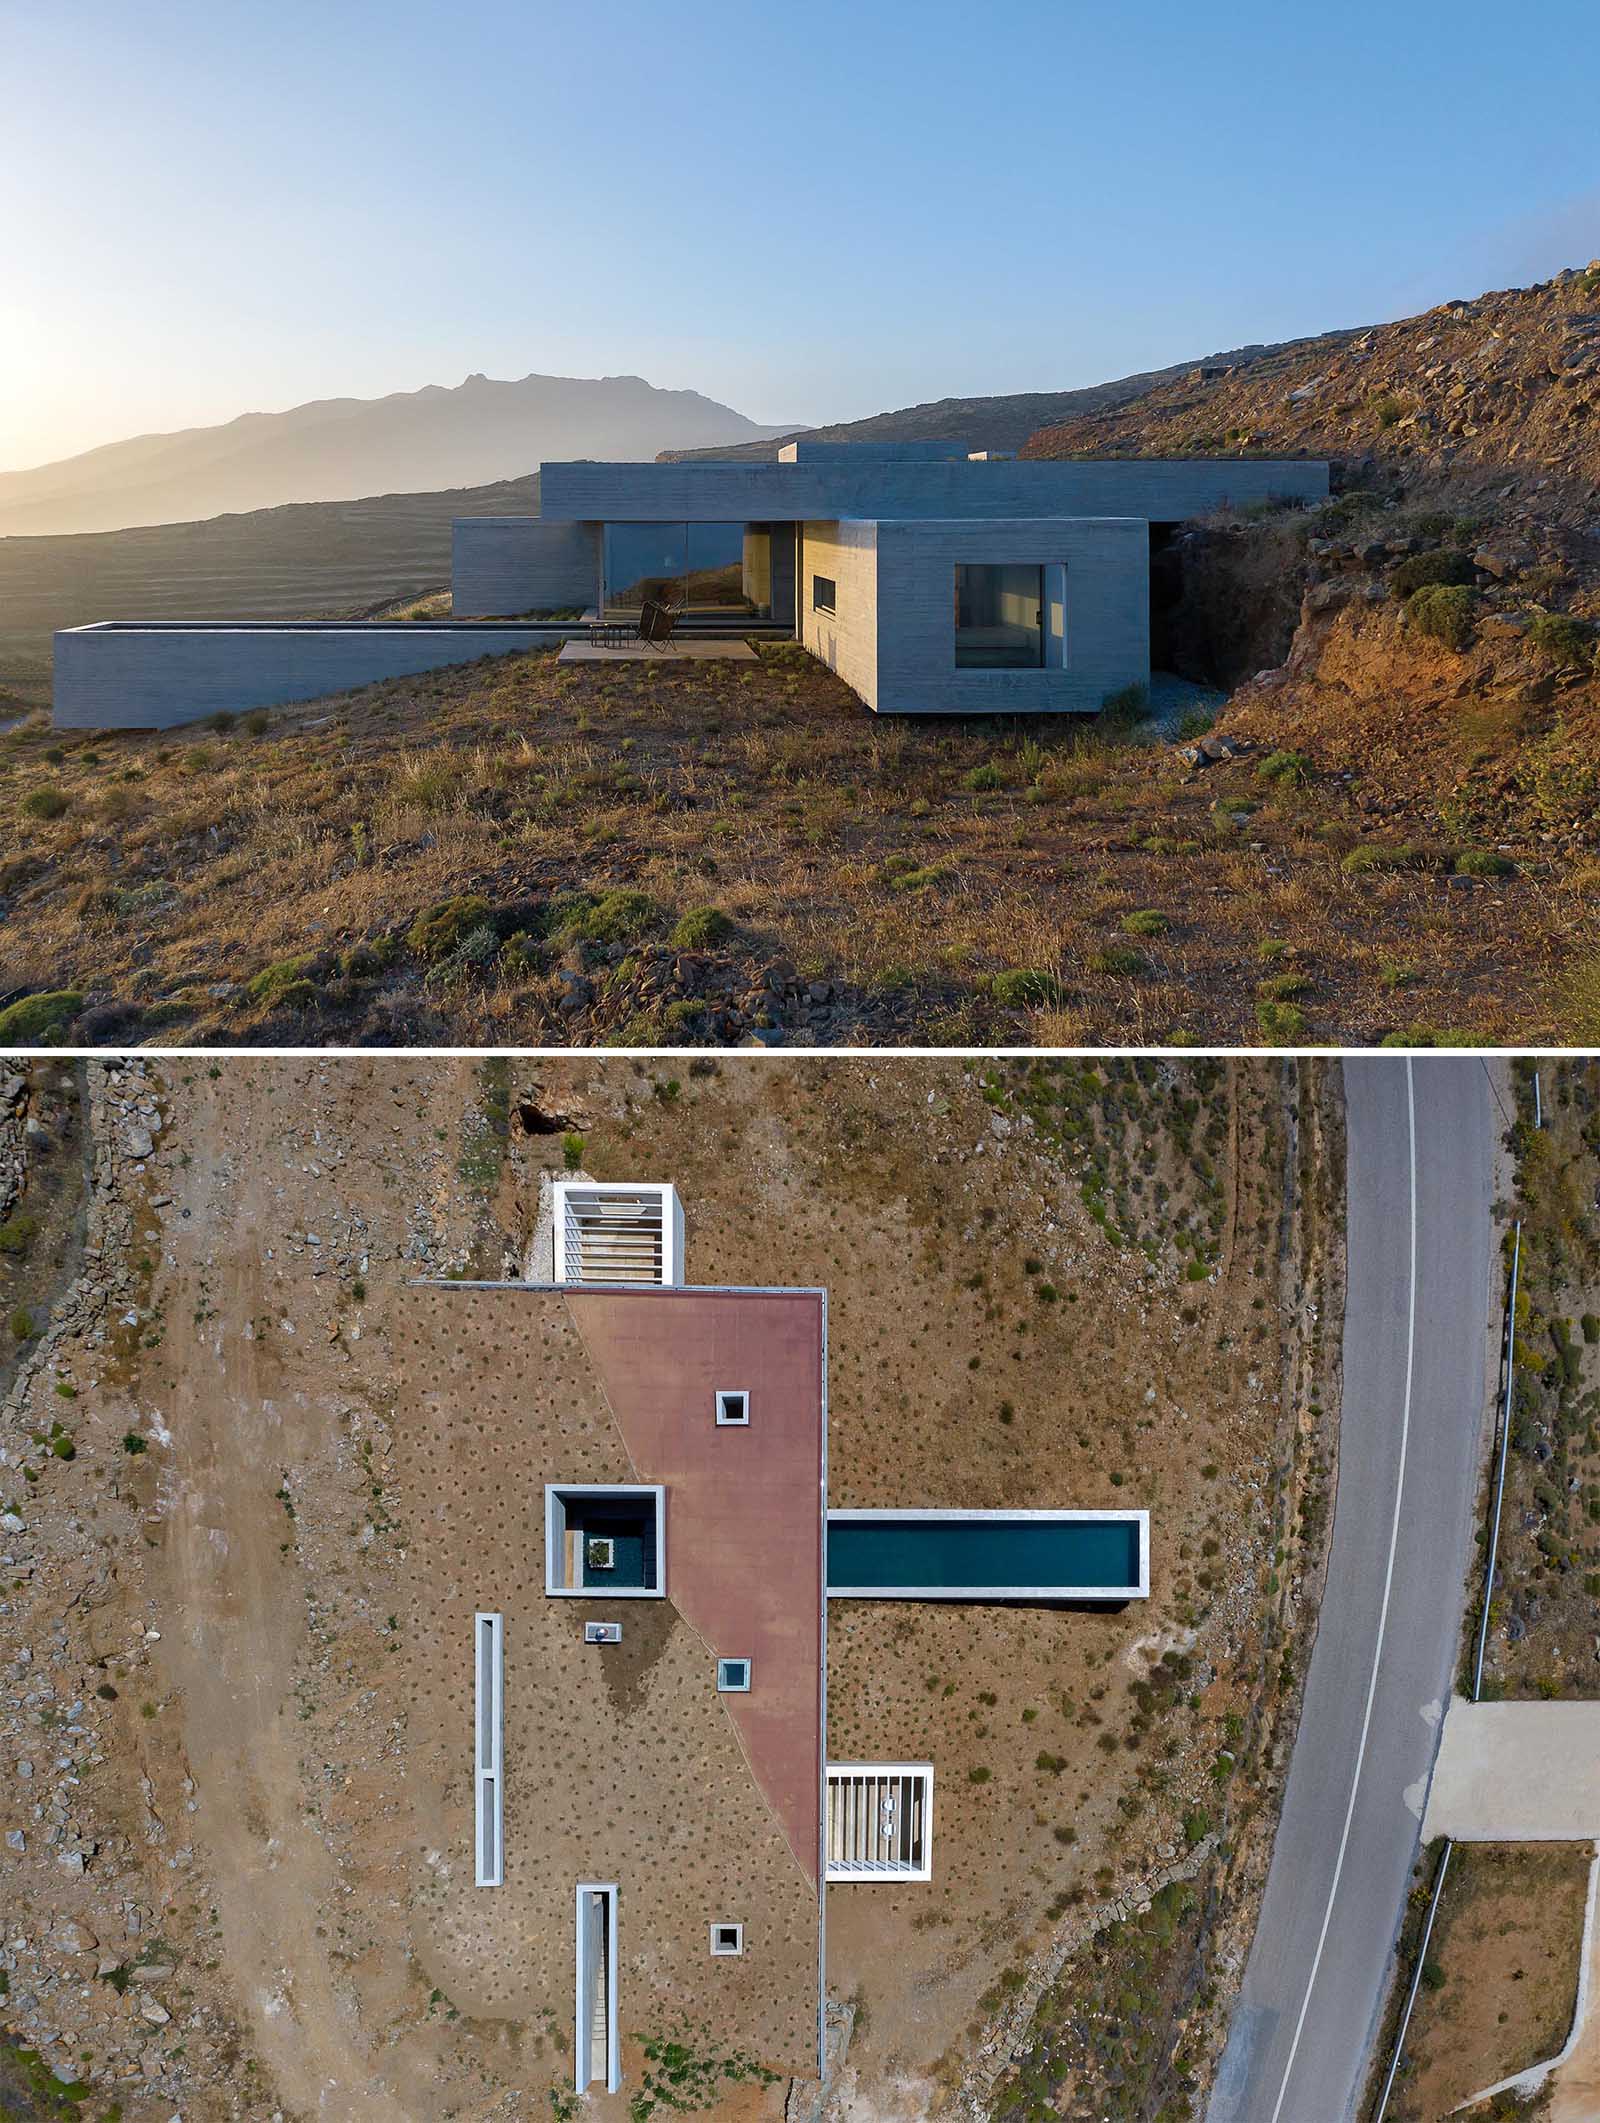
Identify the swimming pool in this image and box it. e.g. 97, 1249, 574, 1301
826, 1509, 1148, 1600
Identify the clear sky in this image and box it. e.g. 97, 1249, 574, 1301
5, 0, 1599, 471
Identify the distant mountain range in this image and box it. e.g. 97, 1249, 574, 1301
0, 373, 791, 537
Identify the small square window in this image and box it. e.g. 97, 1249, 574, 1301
717, 1657, 751, 1692
715, 1389, 749, 1427
710, 1922, 744, 1957
812, 574, 836, 615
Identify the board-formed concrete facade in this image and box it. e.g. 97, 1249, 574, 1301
801, 516, 1149, 715
451, 516, 597, 617
53, 621, 563, 730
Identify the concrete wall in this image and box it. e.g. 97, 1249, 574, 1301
799, 522, 880, 709
451, 516, 596, 615
54, 623, 560, 730
537, 455, 1328, 526
869, 517, 1148, 716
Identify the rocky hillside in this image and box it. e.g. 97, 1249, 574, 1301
1026, 265, 1600, 1001
663, 330, 1356, 461
1024, 262, 1600, 505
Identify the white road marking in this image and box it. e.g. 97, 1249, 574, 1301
1268, 1060, 1418, 2123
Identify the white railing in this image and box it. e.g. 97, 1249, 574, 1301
826, 1764, 933, 1881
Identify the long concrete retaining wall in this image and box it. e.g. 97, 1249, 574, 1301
452, 517, 597, 617
53, 621, 564, 730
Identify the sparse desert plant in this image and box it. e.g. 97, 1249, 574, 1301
963, 761, 1004, 792
1371, 393, 1408, 428
1527, 612, 1594, 668
1390, 549, 1474, 597
670, 906, 733, 950
1087, 945, 1146, 977
0, 991, 83, 1045
406, 895, 494, 961
19, 787, 69, 820
1099, 681, 1149, 725
1405, 583, 1476, 650
1121, 909, 1168, 936
1342, 842, 1426, 876
562, 1132, 585, 1171
246, 955, 321, 1007
1453, 849, 1516, 878
1256, 999, 1308, 1041
555, 888, 658, 947
991, 969, 1063, 1008
1255, 749, 1314, 786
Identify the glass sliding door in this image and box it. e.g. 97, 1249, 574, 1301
602, 522, 752, 617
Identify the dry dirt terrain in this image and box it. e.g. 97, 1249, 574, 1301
0, 1054, 1341, 2120
0, 634, 1581, 1053
1476, 1061, 1600, 1702
1378, 1844, 1588, 2121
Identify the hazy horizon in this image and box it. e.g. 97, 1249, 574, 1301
6, 0, 1599, 475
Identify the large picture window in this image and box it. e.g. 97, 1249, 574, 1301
954, 564, 1045, 668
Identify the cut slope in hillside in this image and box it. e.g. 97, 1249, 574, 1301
0, 371, 789, 537
663, 330, 1357, 461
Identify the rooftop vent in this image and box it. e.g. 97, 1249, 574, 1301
551, 1181, 684, 1286
826, 1764, 933, 1881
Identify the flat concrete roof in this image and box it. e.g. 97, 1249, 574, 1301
393, 1282, 825, 2074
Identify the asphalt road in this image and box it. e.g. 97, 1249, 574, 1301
1208, 1056, 1495, 2123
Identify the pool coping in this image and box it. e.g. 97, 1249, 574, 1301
824, 1507, 1149, 1602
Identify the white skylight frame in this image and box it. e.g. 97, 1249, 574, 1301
475, 1612, 503, 1888
715, 1388, 750, 1426
709, 1921, 745, 1957
544, 1484, 667, 1599
716, 1656, 752, 1693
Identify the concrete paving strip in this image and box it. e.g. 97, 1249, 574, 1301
556, 638, 759, 662
1424, 1699, 1600, 1840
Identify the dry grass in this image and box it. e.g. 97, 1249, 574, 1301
0, 640, 1583, 1047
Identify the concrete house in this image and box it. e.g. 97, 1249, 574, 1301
408, 1179, 1148, 2098
53, 440, 1327, 728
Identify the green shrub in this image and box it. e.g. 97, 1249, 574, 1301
963, 761, 1003, 792
19, 787, 69, 820
0, 991, 84, 1045
1453, 849, 1516, 879
967, 1766, 991, 1785
1405, 583, 1476, 650
1371, 393, 1408, 428
338, 937, 398, 980
1100, 681, 1150, 724
0, 1212, 38, 1257
243, 708, 270, 736
1087, 946, 1146, 977
1257, 999, 1309, 1041
1183, 1808, 1212, 1845
554, 887, 657, 946
1420, 1959, 1446, 1992
1390, 549, 1474, 597
1258, 972, 1309, 1002
246, 954, 320, 1006
406, 894, 494, 961
670, 906, 733, 950
10, 1306, 34, 1341
1342, 842, 1425, 875
991, 969, 1062, 1008
1528, 611, 1594, 668
1121, 909, 1167, 937
561, 1132, 585, 1172
1256, 748, 1314, 786
121, 1433, 147, 1455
